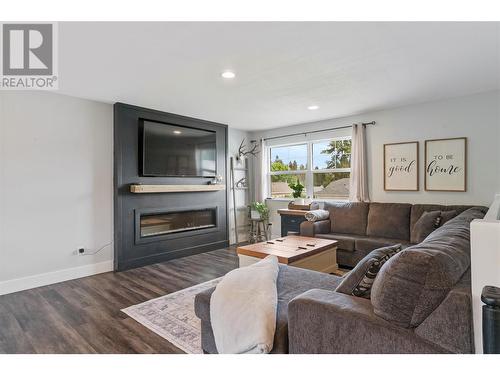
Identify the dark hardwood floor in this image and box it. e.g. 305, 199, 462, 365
0, 247, 239, 354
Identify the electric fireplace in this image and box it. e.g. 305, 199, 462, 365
137, 207, 218, 242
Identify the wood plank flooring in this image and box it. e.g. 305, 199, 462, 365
0, 247, 239, 354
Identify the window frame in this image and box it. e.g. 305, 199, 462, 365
267, 136, 352, 201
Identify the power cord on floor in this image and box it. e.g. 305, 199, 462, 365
78, 241, 113, 256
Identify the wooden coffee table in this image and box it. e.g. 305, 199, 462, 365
237, 235, 338, 274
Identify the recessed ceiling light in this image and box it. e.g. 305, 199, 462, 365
173, 130, 182, 135
307, 105, 319, 110
221, 71, 236, 79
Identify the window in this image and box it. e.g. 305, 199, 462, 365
268, 137, 352, 200
269, 144, 307, 199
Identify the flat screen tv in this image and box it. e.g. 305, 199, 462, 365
141, 120, 217, 177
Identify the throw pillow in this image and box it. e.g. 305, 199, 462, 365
335, 244, 403, 299
412, 211, 442, 244
439, 210, 458, 226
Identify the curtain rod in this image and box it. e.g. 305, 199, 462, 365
250, 121, 375, 143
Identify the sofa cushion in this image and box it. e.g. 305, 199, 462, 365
314, 233, 365, 251
414, 270, 474, 354
355, 236, 407, 253
336, 244, 403, 299
366, 203, 412, 241
194, 264, 341, 353
324, 202, 369, 236
411, 211, 442, 244
371, 207, 486, 328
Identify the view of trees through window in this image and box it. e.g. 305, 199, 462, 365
269, 138, 352, 199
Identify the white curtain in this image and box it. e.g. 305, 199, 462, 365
349, 124, 370, 202
254, 138, 268, 202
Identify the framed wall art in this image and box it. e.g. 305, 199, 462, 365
384, 141, 419, 191
424, 137, 467, 192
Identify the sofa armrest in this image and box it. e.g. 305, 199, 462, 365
194, 286, 216, 322
288, 289, 447, 354
300, 220, 330, 237
414, 286, 473, 353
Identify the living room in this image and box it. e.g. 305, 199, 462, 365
1, 2, 500, 374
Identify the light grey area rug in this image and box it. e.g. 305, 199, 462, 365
122, 278, 221, 354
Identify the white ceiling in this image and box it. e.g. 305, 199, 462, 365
58, 22, 500, 130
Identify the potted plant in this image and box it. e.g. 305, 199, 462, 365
288, 179, 305, 205
250, 202, 269, 221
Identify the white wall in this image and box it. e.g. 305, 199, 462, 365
0, 91, 249, 294
0, 92, 113, 294
251, 91, 500, 206
251, 91, 500, 237
498, 92, 500, 191
364, 91, 500, 205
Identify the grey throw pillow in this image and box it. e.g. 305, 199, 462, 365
438, 210, 458, 226
335, 244, 403, 299
412, 210, 459, 243
413, 210, 442, 243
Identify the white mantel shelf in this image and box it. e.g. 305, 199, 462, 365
129, 184, 226, 194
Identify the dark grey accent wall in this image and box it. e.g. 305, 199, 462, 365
114, 103, 228, 271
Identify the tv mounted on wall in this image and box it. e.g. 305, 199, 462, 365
140, 120, 217, 177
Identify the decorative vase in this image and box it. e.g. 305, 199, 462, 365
294, 198, 305, 205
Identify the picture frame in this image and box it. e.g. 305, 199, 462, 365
424, 137, 467, 192
383, 141, 419, 191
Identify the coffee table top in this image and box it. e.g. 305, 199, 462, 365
236, 235, 338, 264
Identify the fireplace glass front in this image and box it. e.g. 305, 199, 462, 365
139, 208, 217, 238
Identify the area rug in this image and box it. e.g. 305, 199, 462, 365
122, 277, 221, 354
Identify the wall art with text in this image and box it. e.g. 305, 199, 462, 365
424, 137, 467, 192
384, 141, 419, 191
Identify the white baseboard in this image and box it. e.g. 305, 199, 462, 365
0, 260, 114, 296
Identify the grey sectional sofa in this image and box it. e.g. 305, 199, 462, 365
300, 202, 481, 268
194, 205, 487, 354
